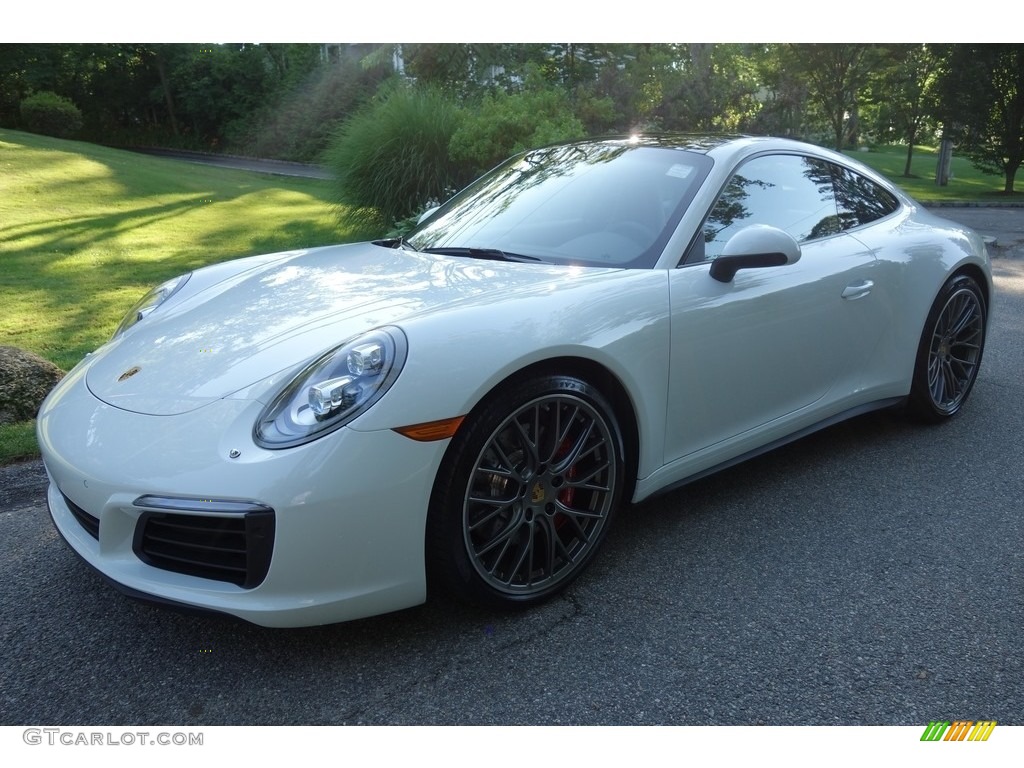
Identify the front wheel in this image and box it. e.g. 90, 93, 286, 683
908, 274, 987, 421
427, 375, 625, 608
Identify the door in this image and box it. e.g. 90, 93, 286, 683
664, 153, 889, 464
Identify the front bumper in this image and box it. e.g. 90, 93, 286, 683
39, 364, 446, 627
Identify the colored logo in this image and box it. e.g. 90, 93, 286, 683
920, 720, 997, 742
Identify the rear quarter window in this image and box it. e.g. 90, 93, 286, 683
832, 165, 900, 229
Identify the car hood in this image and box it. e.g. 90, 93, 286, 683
86, 242, 613, 415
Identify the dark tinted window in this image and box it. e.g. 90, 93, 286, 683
695, 154, 841, 262
832, 165, 900, 228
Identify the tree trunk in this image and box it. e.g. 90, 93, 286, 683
936, 137, 954, 186
152, 51, 179, 137
845, 102, 859, 148
903, 126, 916, 177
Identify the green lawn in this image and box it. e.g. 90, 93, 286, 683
0, 421, 38, 464
844, 144, 1022, 202
0, 129, 376, 371
0, 129, 378, 465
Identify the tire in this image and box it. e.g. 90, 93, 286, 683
908, 274, 986, 422
427, 374, 625, 608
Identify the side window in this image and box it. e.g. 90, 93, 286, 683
833, 165, 900, 229
690, 154, 841, 263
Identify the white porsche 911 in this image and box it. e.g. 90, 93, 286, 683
39, 135, 991, 627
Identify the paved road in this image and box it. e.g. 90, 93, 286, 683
928, 205, 1024, 259
2, 215, 1023, 726
128, 148, 334, 180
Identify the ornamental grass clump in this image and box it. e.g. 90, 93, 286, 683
323, 85, 465, 231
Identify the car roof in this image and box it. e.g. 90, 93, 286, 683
557, 134, 862, 165
613, 134, 908, 203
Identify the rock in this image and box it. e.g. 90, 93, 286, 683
0, 346, 64, 424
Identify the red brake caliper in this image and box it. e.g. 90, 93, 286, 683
555, 438, 576, 530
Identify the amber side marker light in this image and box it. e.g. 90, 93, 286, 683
393, 416, 465, 442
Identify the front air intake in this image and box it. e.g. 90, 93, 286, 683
132, 505, 274, 588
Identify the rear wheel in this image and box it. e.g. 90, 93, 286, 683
908, 274, 986, 421
427, 375, 624, 607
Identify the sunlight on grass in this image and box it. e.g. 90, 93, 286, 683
1, 129, 373, 462
1, 129, 357, 375
846, 145, 1020, 202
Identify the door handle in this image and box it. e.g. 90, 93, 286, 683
842, 280, 874, 300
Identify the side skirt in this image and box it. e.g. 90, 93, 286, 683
645, 396, 906, 501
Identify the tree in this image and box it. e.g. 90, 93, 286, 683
242, 46, 389, 161
657, 44, 761, 132
400, 43, 525, 97
145, 46, 180, 136
865, 45, 940, 176
751, 44, 812, 138
778, 44, 879, 150
936, 44, 1024, 193
0, 44, 134, 130
166, 44, 281, 147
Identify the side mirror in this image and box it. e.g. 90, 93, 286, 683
709, 224, 802, 283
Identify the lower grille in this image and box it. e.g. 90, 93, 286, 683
133, 509, 275, 588
63, 493, 100, 540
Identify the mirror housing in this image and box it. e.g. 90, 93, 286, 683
710, 225, 802, 283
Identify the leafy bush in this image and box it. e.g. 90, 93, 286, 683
0, 346, 63, 424
19, 91, 83, 138
323, 84, 465, 229
571, 90, 619, 135
448, 85, 586, 177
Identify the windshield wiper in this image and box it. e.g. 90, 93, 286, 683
420, 246, 541, 263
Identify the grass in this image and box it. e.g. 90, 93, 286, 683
0, 129, 378, 370
0, 421, 38, 465
0, 128, 378, 465
844, 144, 1023, 203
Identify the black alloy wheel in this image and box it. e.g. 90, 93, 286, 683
909, 274, 986, 421
427, 375, 625, 607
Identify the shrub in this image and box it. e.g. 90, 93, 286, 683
20, 91, 83, 138
323, 84, 465, 230
448, 86, 586, 177
0, 346, 63, 424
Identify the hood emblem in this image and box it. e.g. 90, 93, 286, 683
117, 366, 142, 382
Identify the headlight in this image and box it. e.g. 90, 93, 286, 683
254, 327, 408, 449
112, 273, 191, 340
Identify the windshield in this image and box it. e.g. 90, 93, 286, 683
407, 141, 713, 268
